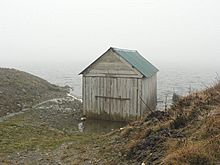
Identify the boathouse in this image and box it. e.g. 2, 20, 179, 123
79, 47, 159, 121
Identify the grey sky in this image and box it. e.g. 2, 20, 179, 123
0, 0, 220, 68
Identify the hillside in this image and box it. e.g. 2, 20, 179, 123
54, 81, 219, 164
0, 69, 219, 164
0, 68, 68, 117
82, 81, 219, 164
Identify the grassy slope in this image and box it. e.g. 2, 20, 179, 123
0, 68, 67, 116
90, 82, 220, 164
162, 82, 220, 164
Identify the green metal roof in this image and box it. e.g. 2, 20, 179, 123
111, 47, 159, 78
79, 47, 159, 77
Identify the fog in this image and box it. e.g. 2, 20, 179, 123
0, 0, 220, 69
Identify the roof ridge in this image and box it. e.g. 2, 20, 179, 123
111, 47, 137, 53
112, 47, 159, 77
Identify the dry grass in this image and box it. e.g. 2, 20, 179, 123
138, 128, 152, 139
163, 135, 220, 165
163, 92, 220, 165
122, 82, 220, 164
126, 139, 142, 152
120, 126, 134, 138
125, 128, 152, 151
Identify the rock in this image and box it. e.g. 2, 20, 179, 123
118, 152, 122, 157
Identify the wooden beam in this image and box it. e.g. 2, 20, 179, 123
95, 95, 130, 100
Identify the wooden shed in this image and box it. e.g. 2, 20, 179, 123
79, 47, 159, 121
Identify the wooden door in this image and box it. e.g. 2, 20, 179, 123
95, 77, 138, 120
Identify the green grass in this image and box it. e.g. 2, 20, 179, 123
0, 115, 95, 154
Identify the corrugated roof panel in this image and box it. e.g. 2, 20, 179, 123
112, 47, 159, 78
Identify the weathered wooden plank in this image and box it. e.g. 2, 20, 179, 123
82, 77, 85, 113
91, 62, 135, 70
97, 77, 101, 115
93, 77, 97, 114
135, 79, 138, 116
99, 77, 103, 115
88, 77, 91, 112
134, 79, 138, 116
128, 79, 132, 118
95, 96, 130, 100
103, 77, 108, 115
110, 78, 114, 117
138, 78, 142, 117
84, 73, 142, 78
90, 77, 93, 112
116, 78, 120, 116
84, 77, 87, 112
126, 79, 130, 118
85, 77, 89, 112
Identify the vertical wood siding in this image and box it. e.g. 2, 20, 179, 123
141, 74, 157, 115
83, 76, 144, 120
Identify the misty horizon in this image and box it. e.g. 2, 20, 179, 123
0, 0, 220, 69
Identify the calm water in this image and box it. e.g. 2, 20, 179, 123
2, 61, 219, 110
83, 119, 126, 133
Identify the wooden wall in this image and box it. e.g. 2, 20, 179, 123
83, 76, 142, 121
82, 49, 157, 121
141, 74, 157, 115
